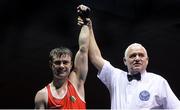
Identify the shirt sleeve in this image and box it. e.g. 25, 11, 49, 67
97, 60, 126, 90
160, 79, 180, 109
97, 60, 115, 89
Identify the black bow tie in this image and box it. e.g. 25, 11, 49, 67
127, 73, 141, 81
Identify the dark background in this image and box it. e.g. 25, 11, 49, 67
0, 0, 180, 108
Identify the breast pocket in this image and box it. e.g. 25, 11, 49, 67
136, 90, 161, 108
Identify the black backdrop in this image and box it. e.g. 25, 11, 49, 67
1, 0, 180, 108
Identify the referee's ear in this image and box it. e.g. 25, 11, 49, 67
123, 57, 127, 66
146, 57, 149, 65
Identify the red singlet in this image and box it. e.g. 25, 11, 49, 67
46, 80, 86, 109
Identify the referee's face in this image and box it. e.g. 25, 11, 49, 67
124, 45, 148, 74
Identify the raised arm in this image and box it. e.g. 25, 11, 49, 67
69, 5, 90, 87
77, 5, 105, 71
88, 20, 105, 71
72, 24, 89, 82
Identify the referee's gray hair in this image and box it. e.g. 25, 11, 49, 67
124, 43, 148, 59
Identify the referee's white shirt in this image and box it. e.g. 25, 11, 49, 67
98, 60, 180, 109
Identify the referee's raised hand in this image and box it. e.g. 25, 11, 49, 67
77, 4, 91, 26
